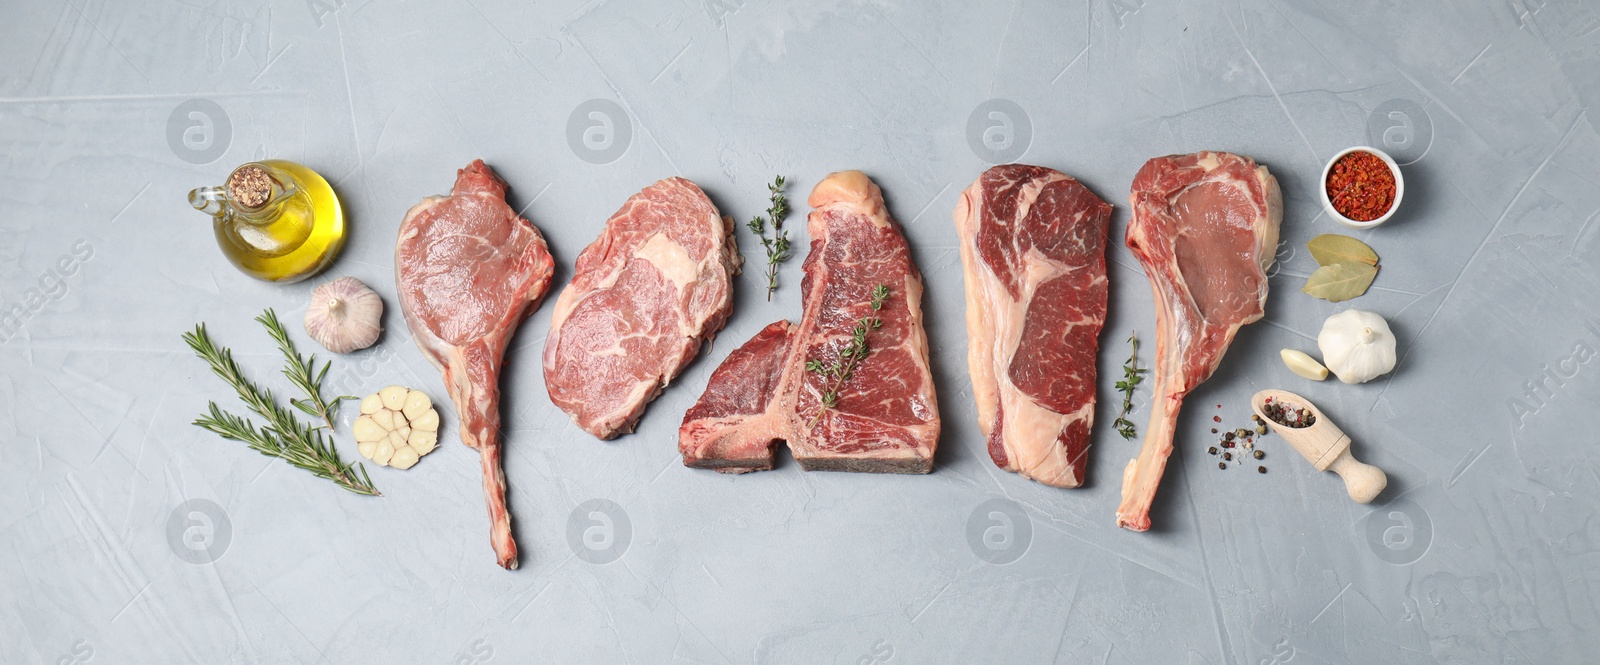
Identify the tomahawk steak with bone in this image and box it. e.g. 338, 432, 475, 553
954, 164, 1113, 488
543, 177, 738, 439
679, 171, 939, 473
1116, 151, 1281, 531
396, 160, 555, 569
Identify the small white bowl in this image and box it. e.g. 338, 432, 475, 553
1320, 146, 1403, 229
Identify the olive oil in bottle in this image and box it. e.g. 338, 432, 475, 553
189, 160, 346, 283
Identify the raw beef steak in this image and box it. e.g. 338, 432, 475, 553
954, 164, 1113, 488
679, 171, 939, 473
396, 160, 555, 569
676, 320, 795, 470
543, 177, 739, 439
1116, 151, 1281, 531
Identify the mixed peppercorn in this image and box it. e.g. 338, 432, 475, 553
1208, 404, 1268, 474
1262, 396, 1316, 428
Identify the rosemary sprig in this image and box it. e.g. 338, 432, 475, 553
256, 308, 354, 430
806, 284, 890, 426
183, 323, 380, 496
1112, 332, 1146, 440
745, 175, 792, 300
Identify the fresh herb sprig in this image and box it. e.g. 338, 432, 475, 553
746, 175, 792, 300
806, 284, 890, 426
257, 309, 355, 430
184, 323, 380, 496
1112, 332, 1146, 440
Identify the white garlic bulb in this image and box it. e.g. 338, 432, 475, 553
1317, 309, 1397, 384
305, 276, 382, 353
353, 385, 440, 469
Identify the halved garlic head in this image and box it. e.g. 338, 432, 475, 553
353, 385, 440, 470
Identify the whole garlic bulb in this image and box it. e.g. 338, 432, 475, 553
1317, 309, 1396, 384
305, 276, 382, 353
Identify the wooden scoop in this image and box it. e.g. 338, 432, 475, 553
1250, 389, 1387, 504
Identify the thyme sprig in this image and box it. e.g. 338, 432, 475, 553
183, 322, 380, 496
806, 284, 890, 426
746, 175, 792, 300
1112, 332, 1146, 440
256, 308, 354, 430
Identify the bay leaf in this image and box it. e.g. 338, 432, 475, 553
1302, 262, 1379, 302
1307, 233, 1379, 267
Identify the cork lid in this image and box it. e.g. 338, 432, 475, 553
227, 165, 274, 209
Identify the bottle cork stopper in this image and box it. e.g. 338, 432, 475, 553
228, 166, 273, 209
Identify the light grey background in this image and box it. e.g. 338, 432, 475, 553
2, 1, 1596, 663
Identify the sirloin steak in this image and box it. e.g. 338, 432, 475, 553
1116, 151, 1281, 531
679, 171, 939, 473
954, 164, 1113, 488
396, 160, 555, 569
544, 177, 738, 439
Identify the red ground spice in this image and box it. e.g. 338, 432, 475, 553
1326, 151, 1396, 221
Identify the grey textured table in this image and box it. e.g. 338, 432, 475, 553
4, 1, 1597, 663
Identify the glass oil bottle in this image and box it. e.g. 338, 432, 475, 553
189, 160, 346, 283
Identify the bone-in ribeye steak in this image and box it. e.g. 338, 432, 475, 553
954, 164, 1113, 488
679, 171, 939, 473
1116, 151, 1281, 531
543, 177, 738, 439
396, 160, 555, 569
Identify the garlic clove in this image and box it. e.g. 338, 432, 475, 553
390, 447, 420, 470
410, 409, 439, 432
402, 390, 432, 421
360, 394, 384, 415
387, 430, 407, 450
1280, 349, 1329, 381
352, 416, 385, 442
409, 429, 437, 455
379, 385, 409, 411
304, 276, 383, 354
357, 440, 378, 459
371, 409, 395, 432
397, 425, 411, 440
373, 440, 395, 465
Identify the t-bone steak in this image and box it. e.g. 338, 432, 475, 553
954, 164, 1113, 488
396, 160, 555, 569
544, 177, 738, 439
1116, 151, 1281, 531
679, 171, 940, 473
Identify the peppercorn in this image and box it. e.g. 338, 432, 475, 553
1263, 400, 1315, 428
1222, 452, 1232, 461
1218, 462, 1227, 470
1208, 446, 1218, 455
1253, 450, 1264, 460
1258, 466, 1267, 474
1256, 425, 1267, 435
